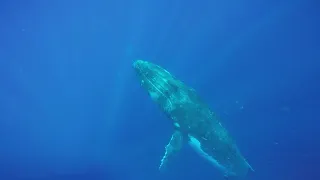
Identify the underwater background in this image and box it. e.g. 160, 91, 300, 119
0, 0, 319, 179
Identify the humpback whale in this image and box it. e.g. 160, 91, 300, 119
133, 60, 253, 178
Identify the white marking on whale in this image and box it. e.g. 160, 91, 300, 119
188, 135, 230, 174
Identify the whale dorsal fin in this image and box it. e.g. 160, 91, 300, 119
159, 130, 183, 171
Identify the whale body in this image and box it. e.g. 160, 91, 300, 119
133, 60, 253, 178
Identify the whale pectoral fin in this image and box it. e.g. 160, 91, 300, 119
159, 131, 183, 171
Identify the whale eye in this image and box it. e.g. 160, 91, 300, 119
164, 89, 170, 97
170, 83, 179, 93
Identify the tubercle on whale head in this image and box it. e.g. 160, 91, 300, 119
133, 59, 165, 89
133, 60, 168, 84
133, 60, 152, 80
132, 60, 177, 108
132, 60, 145, 70
133, 60, 168, 77
133, 60, 172, 78
133, 60, 153, 86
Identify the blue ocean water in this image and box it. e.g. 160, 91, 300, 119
0, 0, 319, 179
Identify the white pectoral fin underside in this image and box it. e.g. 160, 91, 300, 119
159, 130, 183, 171
188, 135, 227, 173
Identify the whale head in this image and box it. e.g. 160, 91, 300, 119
133, 60, 180, 112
